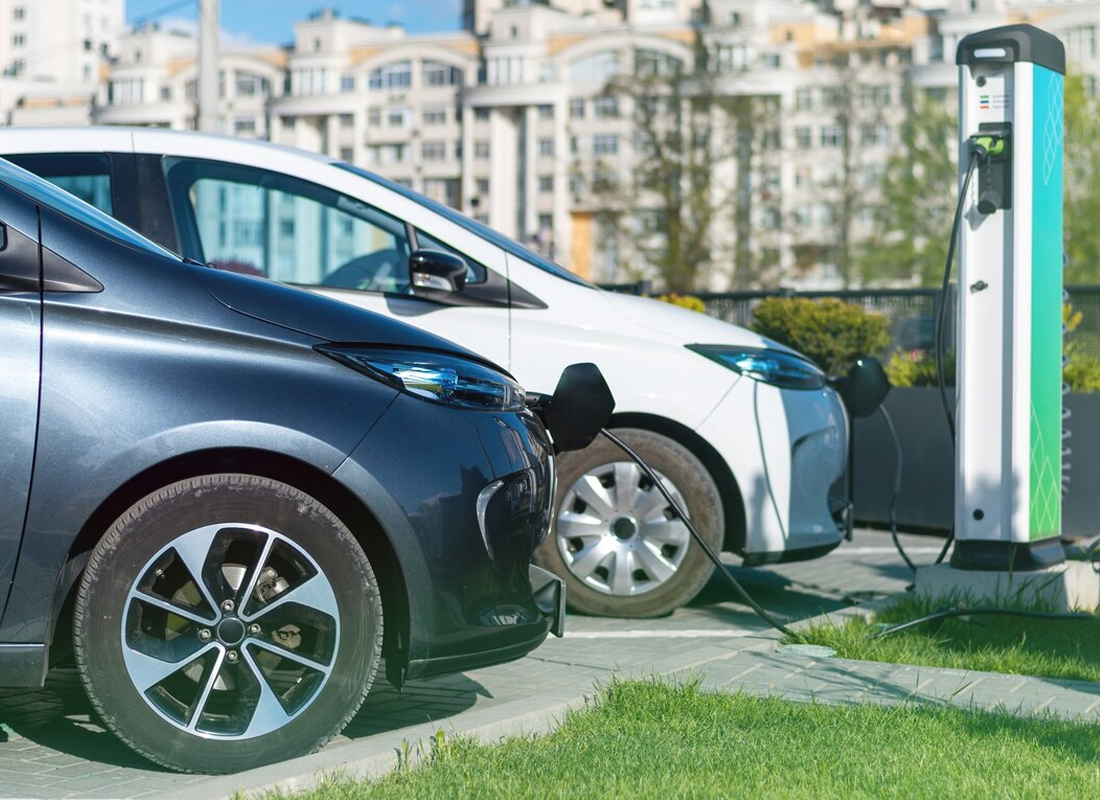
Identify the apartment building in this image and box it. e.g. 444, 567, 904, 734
11, 0, 1100, 288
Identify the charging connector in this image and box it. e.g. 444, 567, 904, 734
969, 127, 1011, 214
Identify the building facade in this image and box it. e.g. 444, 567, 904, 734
7, 1, 1100, 288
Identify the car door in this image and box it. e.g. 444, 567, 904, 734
0, 184, 42, 617
156, 156, 513, 367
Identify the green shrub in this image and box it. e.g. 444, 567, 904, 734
1064, 302, 1100, 393
657, 293, 707, 313
749, 297, 891, 376
885, 350, 955, 388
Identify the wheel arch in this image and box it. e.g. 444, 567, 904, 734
49, 448, 411, 678
607, 413, 747, 554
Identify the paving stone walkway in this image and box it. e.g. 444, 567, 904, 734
2, 531, 1096, 800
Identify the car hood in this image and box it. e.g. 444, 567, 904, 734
600, 291, 798, 354
191, 265, 491, 364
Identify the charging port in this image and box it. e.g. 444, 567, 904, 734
970, 124, 1011, 214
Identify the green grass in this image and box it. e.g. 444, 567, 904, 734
271, 679, 1100, 800
793, 595, 1100, 683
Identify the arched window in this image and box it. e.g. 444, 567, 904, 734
422, 60, 463, 87
569, 50, 620, 83
368, 61, 411, 90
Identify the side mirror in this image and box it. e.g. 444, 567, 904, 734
831, 357, 891, 419
409, 249, 467, 298
529, 363, 616, 453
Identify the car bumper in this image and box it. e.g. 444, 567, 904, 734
697, 379, 849, 558
335, 396, 559, 679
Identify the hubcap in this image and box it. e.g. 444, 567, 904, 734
121, 523, 340, 740
556, 461, 690, 597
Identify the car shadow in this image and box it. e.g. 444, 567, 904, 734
685, 564, 850, 623
0, 665, 485, 770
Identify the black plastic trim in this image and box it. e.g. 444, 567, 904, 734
950, 537, 1066, 571
42, 245, 103, 293
741, 540, 843, 568
957, 24, 1066, 74
0, 223, 40, 294
0, 644, 47, 687
403, 625, 550, 682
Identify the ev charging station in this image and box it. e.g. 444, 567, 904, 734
952, 25, 1067, 573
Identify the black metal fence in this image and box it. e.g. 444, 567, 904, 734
602, 284, 1100, 362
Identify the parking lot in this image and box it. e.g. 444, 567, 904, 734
0, 529, 938, 800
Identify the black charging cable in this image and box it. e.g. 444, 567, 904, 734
878, 406, 915, 573
599, 429, 798, 639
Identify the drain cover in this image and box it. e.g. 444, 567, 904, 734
776, 644, 837, 658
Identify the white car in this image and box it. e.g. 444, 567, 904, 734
0, 128, 849, 618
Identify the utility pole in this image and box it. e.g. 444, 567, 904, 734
198, 0, 220, 133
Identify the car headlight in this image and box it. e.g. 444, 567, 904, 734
687, 345, 826, 390
317, 346, 526, 411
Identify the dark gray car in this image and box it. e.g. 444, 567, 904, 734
0, 157, 566, 773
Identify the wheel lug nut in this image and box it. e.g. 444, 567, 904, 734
226, 650, 239, 663
249, 623, 261, 635
221, 599, 235, 613
198, 628, 212, 641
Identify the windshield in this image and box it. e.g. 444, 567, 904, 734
336, 162, 596, 289
0, 156, 179, 260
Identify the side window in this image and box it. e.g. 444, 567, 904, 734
5, 153, 113, 214
163, 158, 413, 291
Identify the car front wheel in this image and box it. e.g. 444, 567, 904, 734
73, 474, 382, 774
535, 429, 724, 617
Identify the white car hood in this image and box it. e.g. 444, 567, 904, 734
600, 291, 795, 353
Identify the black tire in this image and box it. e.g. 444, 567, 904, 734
535, 429, 724, 617
73, 474, 382, 774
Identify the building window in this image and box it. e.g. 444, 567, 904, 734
794, 165, 812, 188
795, 127, 812, 149
762, 53, 781, 70
339, 113, 354, 128
569, 98, 585, 119
538, 138, 554, 157
422, 141, 447, 161
367, 107, 381, 126
924, 87, 947, 105
387, 107, 409, 127
368, 61, 411, 91
476, 178, 489, 195
1066, 26, 1098, 61
475, 140, 490, 158
795, 88, 812, 111
569, 50, 620, 83
423, 106, 446, 125
475, 107, 490, 121
234, 117, 256, 135
860, 123, 890, 147
160, 86, 172, 101
423, 61, 463, 87
820, 125, 844, 148
235, 73, 268, 97
593, 95, 619, 118
13, 7, 25, 20
538, 175, 553, 193
761, 129, 781, 150
12, 33, 25, 47
538, 213, 552, 232
859, 84, 892, 108
593, 134, 618, 155
282, 115, 297, 130
339, 147, 354, 162
537, 104, 553, 120
340, 75, 355, 92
